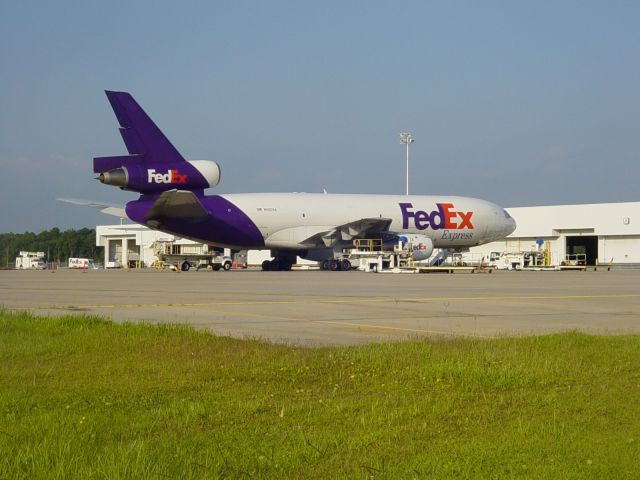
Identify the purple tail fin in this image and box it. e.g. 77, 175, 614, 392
95, 91, 221, 193
104, 91, 185, 164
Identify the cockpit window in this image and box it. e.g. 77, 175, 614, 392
503, 210, 512, 219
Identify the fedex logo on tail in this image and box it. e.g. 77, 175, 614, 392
147, 169, 188, 184
399, 203, 474, 230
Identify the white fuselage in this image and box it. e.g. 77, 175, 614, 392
222, 193, 515, 250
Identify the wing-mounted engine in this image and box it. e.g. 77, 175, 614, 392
398, 234, 434, 261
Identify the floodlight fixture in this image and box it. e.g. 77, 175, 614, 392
399, 132, 414, 195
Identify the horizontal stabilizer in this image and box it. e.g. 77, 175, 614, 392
144, 190, 208, 221
56, 198, 127, 218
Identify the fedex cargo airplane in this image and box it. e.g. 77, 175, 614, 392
89, 91, 516, 270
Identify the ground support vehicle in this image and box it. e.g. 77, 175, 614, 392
15, 251, 47, 269
494, 250, 546, 270
152, 241, 232, 272
68, 258, 97, 269
321, 239, 415, 272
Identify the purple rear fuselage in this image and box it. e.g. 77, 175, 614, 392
125, 194, 265, 248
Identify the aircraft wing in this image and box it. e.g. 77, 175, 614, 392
300, 217, 393, 247
144, 189, 208, 220
56, 198, 127, 218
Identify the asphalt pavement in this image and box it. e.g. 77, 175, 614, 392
2, 268, 639, 345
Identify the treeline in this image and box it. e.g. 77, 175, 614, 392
0, 228, 103, 266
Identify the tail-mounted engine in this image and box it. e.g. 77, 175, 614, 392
95, 156, 220, 193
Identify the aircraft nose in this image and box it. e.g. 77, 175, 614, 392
505, 216, 516, 236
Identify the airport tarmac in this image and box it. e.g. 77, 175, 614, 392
1, 268, 639, 346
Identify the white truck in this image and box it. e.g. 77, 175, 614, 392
15, 251, 47, 269
68, 258, 96, 269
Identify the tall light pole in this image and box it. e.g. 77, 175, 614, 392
399, 132, 414, 195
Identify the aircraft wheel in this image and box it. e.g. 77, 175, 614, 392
341, 259, 351, 271
270, 259, 280, 271
330, 259, 341, 271
321, 260, 329, 271
223, 261, 232, 271
261, 260, 271, 271
181, 262, 191, 272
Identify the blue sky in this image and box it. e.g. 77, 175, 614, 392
1, 1, 639, 232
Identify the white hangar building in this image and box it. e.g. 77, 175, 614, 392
96, 224, 203, 268
95, 224, 310, 268
95, 201, 640, 268
468, 201, 640, 266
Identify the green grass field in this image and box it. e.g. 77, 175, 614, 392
1, 310, 639, 479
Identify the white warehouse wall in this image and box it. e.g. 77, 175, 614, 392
506, 202, 639, 238
466, 202, 640, 265
599, 236, 640, 264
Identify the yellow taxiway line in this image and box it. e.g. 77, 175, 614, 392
20, 292, 640, 311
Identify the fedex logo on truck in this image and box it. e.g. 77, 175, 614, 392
399, 202, 474, 230
147, 169, 188, 184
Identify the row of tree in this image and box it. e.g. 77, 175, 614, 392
1, 228, 103, 266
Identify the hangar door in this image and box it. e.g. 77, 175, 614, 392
565, 235, 598, 265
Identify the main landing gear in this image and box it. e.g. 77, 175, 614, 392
261, 256, 295, 271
